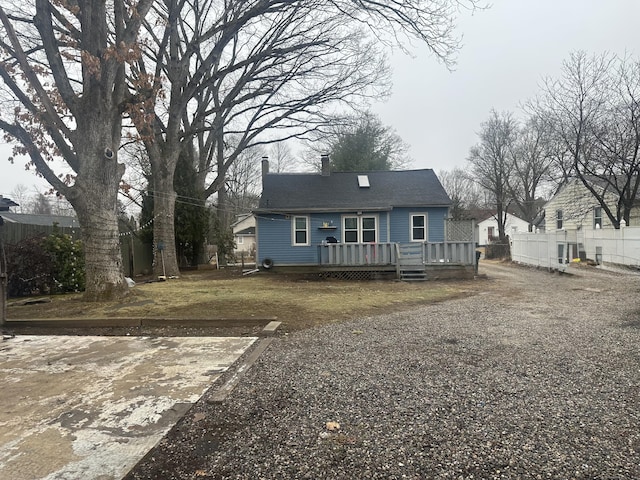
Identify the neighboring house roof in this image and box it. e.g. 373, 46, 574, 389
235, 227, 255, 236
0, 212, 79, 228
477, 212, 528, 226
256, 169, 451, 213
0, 196, 19, 211
231, 213, 254, 227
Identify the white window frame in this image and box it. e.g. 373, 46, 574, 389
236, 236, 244, 245
556, 209, 563, 230
361, 216, 377, 243
292, 216, 310, 246
594, 207, 602, 229
342, 214, 378, 243
410, 213, 427, 242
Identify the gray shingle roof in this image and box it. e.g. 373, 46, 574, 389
256, 169, 451, 213
0, 212, 79, 228
0, 196, 19, 211
235, 227, 255, 236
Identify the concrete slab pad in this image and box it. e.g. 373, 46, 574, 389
0, 335, 256, 480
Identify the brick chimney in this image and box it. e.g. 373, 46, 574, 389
321, 154, 330, 176
261, 156, 269, 178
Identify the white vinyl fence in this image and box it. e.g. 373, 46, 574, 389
511, 226, 640, 270
582, 226, 640, 267
510, 231, 568, 270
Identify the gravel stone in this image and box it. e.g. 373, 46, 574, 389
125, 262, 640, 480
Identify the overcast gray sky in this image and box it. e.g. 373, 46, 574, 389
373, 0, 639, 172
1, 0, 638, 198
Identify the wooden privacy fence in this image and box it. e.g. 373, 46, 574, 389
1, 222, 153, 277
1, 222, 81, 245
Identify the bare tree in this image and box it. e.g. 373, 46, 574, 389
467, 109, 518, 240
437, 167, 483, 219
532, 51, 640, 228
29, 193, 52, 215
133, 0, 480, 274
9, 185, 28, 213
269, 142, 298, 173
0, 0, 153, 300
225, 145, 264, 215
507, 115, 554, 230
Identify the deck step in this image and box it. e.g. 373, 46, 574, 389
399, 268, 427, 281
398, 244, 427, 281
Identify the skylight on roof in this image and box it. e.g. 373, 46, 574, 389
357, 175, 370, 188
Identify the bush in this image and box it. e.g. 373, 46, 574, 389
5, 235, 54, 297
43, 230, 85, 293
5, 230, 85, 297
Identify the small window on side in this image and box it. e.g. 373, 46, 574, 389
411, 214, 427, 241
293, 216, 309, 246
594, 207, 602, 229
556, 209, 563, 230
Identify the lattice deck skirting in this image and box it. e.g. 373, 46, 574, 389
318, 270, 397, 281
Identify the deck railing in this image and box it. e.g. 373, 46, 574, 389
318, 242, 396, 266
318, 241, 476, 267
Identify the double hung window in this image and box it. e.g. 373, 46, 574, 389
292, 216, 309, 246
593, 207, 602, 229
556, 209, 563, 230
411, 214, 427, 241
343, 215, 377, 243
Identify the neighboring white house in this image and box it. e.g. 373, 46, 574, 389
476, 213, 530, 246
231, 213, 256, 256
541, 177, 640, 261
543, 179, 617, 233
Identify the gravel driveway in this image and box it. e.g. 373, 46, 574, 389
125, 261, 640, 480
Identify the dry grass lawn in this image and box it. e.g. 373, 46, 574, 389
7, 268, 480, 331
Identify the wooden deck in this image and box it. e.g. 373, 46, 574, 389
317, 241, 477, 280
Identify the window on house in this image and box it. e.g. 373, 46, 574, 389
343, 215, 377, 243
292, 216, 309, 246
362, 217, 376, 242
344, 217, 359, 243
237, 236, 244, 245
487, 226, 495, 241
594, 207, 602, 229
411, 214, 427, 241
556, 209, 563, 230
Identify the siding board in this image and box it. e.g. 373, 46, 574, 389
258, 207, 450, 266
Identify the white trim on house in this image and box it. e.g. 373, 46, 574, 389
341, 214, 379, 243
292, 215, 310, 246
410, 213, 428, 242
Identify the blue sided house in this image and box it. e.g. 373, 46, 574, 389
254, 156, 477, 280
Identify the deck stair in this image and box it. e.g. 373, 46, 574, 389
397, 244, 427, 281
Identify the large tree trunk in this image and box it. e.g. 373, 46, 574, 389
151, 171, 180, 277
75, 203, 126, 301
68, 120, 128, 300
